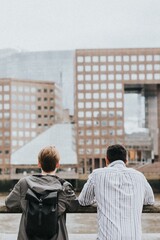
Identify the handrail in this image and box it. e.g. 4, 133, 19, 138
0, 204, 160, 213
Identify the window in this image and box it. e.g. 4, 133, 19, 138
116, 83, 122, 90
116, 102, 122, 108
100, 74, 107, 81
86, 111, 92, 118
131, 65, 137, 71
116, 74, 122, 81
86, 102, 91, 108
85, 74, 91, 81
108, 56, 114, 62
146, 74, 152, 80
146, 64, 152, 71
116, 65, 122, 71
93, 93, 99, 99
123, 56, 129, 62
100, 56, 106, 62
101, 93, 107, 99
4, 85, 9, 91
93, 102, 99, 108
154, 55, 160, 61
108, 65, 114, 71
139, 64, 145, 71
123, 65, 129, 71
108, 93, 114, 99
85, 56, 91, 62
85, 84, 91, 90
101, 102, 107, 108
131, 55, 137, 61
108, 74, 114, 81
78, 84, 84, 90
93, 65, 99, 72
100, 65, 106, 71
86, 93, 91, 99
131, 74, 137, 80
154, 74, 160, 80
108, 83, 114, 89
78, 112, 84, 117
92, 56, 99, 62
115, 56, 121, 62
154, 64, 160, 70
108, 102, 115, 108
100, 83, 107, 90
78, 75, 83, 81
78, 93, 84, 99
139, 55, 145, 61
146, 55, 152, 61
93, 74, 99, 81
85, 65, 91, 72
93, 84, 99, 90
77, 66, 83, 72
77, 56, 84, 62
139, 74, 145, 80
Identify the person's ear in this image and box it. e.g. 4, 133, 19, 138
38, 161, 41, 168
56, 162, 60, 169
125, 159, 128, 165
105, 157, 110, 166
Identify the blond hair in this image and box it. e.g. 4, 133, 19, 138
38, 146, 60, 172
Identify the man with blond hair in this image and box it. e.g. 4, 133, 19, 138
6, 146, 78, 240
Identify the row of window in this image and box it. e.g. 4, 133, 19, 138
77, 55, 160, 63
77, 73, 160, 81
78, 93, 122, 101
0, 85, 55, 93
77, 64, 160, 72
0, 159, 10, 164
78, 119, 123, 126
78, 120, 123, 127
78, 102, 122, 108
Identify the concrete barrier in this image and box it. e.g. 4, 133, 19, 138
0, 204, 160, 213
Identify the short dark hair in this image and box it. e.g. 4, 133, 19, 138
106, 144, 127, 163
38, 146, 60, 172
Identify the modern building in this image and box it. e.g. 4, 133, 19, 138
0, 78, 63, 177
75, 48, 160, 176
0, 49, 74, 114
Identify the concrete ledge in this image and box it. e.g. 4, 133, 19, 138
0, 204, 160, 213
0, 233, 160, 240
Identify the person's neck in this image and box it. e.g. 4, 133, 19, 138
41, 170, 56, 175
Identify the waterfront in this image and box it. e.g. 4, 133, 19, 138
0, 194, 160, 239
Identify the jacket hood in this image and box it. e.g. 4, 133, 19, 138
25, 175, 63, 193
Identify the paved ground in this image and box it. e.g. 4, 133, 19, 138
0, 233, 160, 240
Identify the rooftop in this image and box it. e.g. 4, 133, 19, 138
11, 124, 77, 166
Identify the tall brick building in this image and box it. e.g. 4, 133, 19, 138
74, 48, 160, 175
0, 78, 63, 176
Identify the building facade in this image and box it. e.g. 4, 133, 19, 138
0, 78, 63, 177
75, 48, 160, 176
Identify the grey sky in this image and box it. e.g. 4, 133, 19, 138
0, 0, 160, 51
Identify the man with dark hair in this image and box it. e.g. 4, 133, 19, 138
79, 144, 154, 240
5, 146, 78, 240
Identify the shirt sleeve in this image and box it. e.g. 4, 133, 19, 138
78, 173, 95, 206
143, 177, 155, 205
5, 180, 22, 210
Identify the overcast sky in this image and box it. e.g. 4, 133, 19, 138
0, 0, 160, 51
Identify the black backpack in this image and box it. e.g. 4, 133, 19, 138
25, 188, 58, 239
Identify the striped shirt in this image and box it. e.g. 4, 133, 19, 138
78, 160, 154, 240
